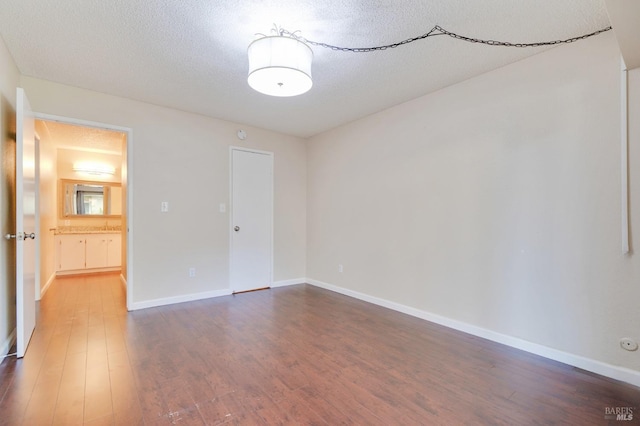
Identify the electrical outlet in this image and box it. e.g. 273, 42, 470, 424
620, 338, 638, 351
188, 268, 196, 278
161, 201, 169, 212
338, 264, 343, 273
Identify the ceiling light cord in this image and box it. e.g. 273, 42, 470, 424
280, 25, 612, 52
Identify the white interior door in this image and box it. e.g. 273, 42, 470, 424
15, 88, 37, 358
230, 148, 273, 293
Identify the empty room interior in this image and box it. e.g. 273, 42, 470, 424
1, 1, 640, 424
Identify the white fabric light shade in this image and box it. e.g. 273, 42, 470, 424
248, 35, 313, 97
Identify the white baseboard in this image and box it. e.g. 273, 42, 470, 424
130, 288, 232, 311
119, 273, 127, 291
40, 273, 56, 298
272, 278, 306, 288
1, 329, 16, 358
56, 267, 120, 276
129, 279, 307, 311
306, 278, 640, 388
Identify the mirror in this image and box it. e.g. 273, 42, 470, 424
60, 179, 122, 217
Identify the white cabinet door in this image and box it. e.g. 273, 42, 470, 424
85, 235, 108, 269
56, 233, 121, 273
106, 234, 122, 267
57, 235, 86, 271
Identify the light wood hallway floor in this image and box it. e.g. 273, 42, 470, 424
1, 273, 639, 425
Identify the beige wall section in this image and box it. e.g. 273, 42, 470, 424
0, 35, 20, 353
307, 32, 640, 372
35, 121, 57, 296
20, 76, 307, 304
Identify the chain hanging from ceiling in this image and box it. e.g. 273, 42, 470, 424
279, 25, 612, 53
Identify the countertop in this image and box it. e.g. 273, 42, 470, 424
52, 226, 122, 235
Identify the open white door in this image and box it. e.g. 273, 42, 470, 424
14, 88, 37, 358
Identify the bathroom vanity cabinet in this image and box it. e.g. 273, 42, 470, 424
55, 233, 121, 274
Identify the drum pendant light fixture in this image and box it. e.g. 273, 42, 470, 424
245, 23, 610, 97
248, 33, 313, 97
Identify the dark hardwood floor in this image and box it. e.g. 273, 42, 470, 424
1, 273, 639, 425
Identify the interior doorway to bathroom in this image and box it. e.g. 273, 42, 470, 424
35, 118, 130, 307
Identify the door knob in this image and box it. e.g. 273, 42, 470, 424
8, 232, 35, 240
234, 226, 240, 232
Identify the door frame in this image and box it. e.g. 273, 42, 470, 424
34, 136, 41, 300
35, 112, 134, 310
229, 146, 274, 292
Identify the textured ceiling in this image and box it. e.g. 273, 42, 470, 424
0, 1, 611, 138
36, 120, 125, 155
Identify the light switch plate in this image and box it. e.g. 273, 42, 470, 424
219, 203, 226, 213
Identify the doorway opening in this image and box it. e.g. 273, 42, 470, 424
34, 117, 131, 310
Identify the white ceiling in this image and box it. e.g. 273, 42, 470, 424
36, 120, 125, 155
604, 0, 640, 69
0, 1, 611, 138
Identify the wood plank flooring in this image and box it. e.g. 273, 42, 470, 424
1, 273, 639, 425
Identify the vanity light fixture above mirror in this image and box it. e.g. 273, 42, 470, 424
73, 161, 115, 176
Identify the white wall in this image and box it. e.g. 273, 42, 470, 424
0, 35, 20, 356
307, 32, 640, 374
21, 77, 307, 306
35, 122, 57, 297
